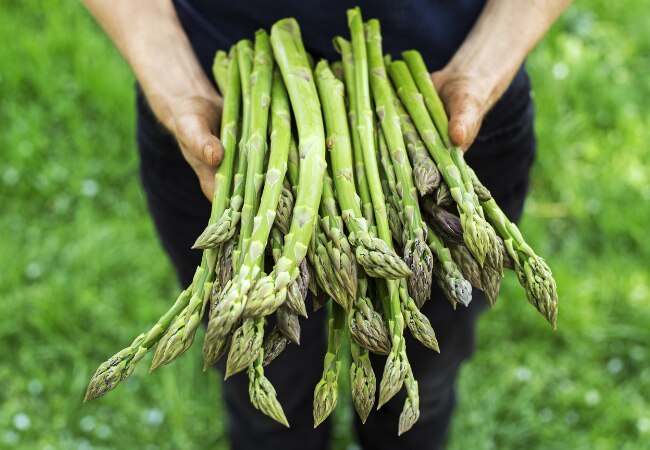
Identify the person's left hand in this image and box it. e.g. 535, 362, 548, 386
431, 69, 502, 152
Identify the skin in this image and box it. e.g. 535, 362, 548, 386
83, 0, 571, 198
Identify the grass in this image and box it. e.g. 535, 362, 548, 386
1, 1, 648, 449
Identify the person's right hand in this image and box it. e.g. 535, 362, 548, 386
169, 95, 224, 199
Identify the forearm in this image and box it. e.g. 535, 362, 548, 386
446, 0, 571, 106
82, 0, 219, 132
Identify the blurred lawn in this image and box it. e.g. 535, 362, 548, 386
1, 1, 649, 449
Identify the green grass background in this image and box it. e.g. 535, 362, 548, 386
1, 1, 649, 449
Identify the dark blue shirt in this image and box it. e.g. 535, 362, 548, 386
173, 0, 486, 77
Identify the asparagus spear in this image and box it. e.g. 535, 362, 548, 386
388, 60, 500, 271
435, 182, 452, 207
399, 53, 504, 275
84, 288, 191, 401
398, 367, 420, 435
426, 225, 473, 307
313, 302, 345, 427
402, 50, 451, 148
350, 341, 377, 423
105, 44, 241, 374
261, 326, 289, 367
366, 20, 434, 308
347, 7, 409, 408
468, 168, 558, 327
348, 273, 391, 355
276, 305, 301, 345
319, 170, 358, 300
377, 128, 404, 248
270, 227, 308, 318
212, 50, 230, 97
399, 281, 439, 352
274, 179, 294, 235
243, 18, 327, 318
248, 346, 289, 427
315, 56, 410, 280
193, 39, 253, 249
204, 32, 278, 369
333, 37, 374, 225
449, 244, 483, 291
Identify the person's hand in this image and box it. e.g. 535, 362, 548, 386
430, 69, 500, 152
169, 95, 224, 199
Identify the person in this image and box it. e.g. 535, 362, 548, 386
82, 1, 571, 449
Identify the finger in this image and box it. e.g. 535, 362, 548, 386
176, 113, 224, 167
447, 96, 482, 151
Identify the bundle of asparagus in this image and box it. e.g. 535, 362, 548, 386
85, 8, 558, 435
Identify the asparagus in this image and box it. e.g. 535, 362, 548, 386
212, 50, 230, 96
309, 217, 350, 310
377, 129, 404, 248
204, 32, 277, 367
134, 44, 243, 371
399, 281, 439, 352
193, 40, 253, 249
398, 367, 420, 435
319, 170, 358, 300
348, 273, 391, 355
350, 341, 376, 423
426, 225, 472, 307
402, 50, 451, 148
388, 60, 500, 270
262, 326, 289, 367
276, 305, 301, 345
270, 228, 308, 318
313, 302, 345, 427
367, 20, 433, 309
348, 7, 409, 408
469, 168, 558, 327
275, 180, 294, 235
84, 288, 191, 401
450, 244, 483, 291
225, 317, 264, 378
315, 55, 410, 280
391, 85, 440, 196
243, 18, 327, 318
330, 60, 345, 82
423, 197, 514, 270
435, 182, 453, 207
333, 37, 374, 225
248, 347, 289, 427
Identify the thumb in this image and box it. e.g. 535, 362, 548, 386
447, 98, 482, 151
178, 113, 224, 168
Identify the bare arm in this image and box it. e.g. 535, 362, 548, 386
83, 0, 223, 198
432, 0, 572, 149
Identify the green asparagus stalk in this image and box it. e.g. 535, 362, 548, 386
287, 135, 300, 189
350, 341, 376, 423
426, 225, 472, 307
319, 170, 358, 300
270, 228, 309, 318
309, 217, 350, 310
248, 347, 289, 427
388, 60, 500, 271
212, 50, 230, 97
435, 182, 452, 207
330, 60, 345, 82
276, 305, 301, 345
137, 44, 242, 372
84, 288, 192, 401
468, 168, 558, 327
366, 20, 434, 309
348, 273, 391, 355
377, 128, 404, 248
243, 18, 327, 318
398, 367, 420, 435
333, 36, 374, 225
204, 32, 278, 368
315, 56, 410, 280
399, 280, 439, 351
193, 39, 254, 249
225, 317, 265, 378
347, 8, 409, 409
402, 50, 451, 148
449, 244, 483, 291
313, 302, 345, 427
262, 326, 289, 367
390, 83, 440, 196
